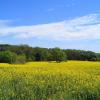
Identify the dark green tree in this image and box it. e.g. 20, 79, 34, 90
51, 48, 67, 62
0, 51, 17, 64
34, 47, 49, 61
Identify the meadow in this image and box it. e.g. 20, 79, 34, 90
0, 61, 100, 100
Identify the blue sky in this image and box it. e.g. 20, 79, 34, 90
0, 0, 100, 52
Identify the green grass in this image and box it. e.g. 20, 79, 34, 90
0, 61, 100, 100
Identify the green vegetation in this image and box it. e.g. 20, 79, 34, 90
0, 51, 26, 64
0, 44, 100, 99
0, 44, 99, 64
0, 61, 100, 100
0, 51, 16, 64
49, 48, 67, 62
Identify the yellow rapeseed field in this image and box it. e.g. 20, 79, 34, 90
0, 61, 100, 100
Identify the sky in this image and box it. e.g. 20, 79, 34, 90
0, 0, 100, 52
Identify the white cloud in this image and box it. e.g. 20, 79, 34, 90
0, 14, 100, 40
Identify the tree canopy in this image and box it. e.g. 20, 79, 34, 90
0, 44, 99, 64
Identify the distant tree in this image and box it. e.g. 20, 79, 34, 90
34, 52, 41, 61
0, 51, 17, 64
9, 45, 35, 61
51, 48, 67, 62
15, 54, 26, 64
96, 53, 100, 61
64, 49, 97, 61
86, 51, 97, 61
0, 44, 99, 62
0, 50, 27, 64
34, 47, 49, 61
47, 49, 53, 61
0, 44, 10, 51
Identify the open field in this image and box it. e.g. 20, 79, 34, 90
0, 61, 100, 100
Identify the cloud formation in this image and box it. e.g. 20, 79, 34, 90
0, 14, 100, 40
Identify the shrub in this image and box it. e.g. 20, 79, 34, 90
15, 54, 26, 64
0, 51, 17, 64
0, 51, 26, 64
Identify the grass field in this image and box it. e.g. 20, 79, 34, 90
0, 61, 100, 100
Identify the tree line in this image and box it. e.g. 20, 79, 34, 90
0, 44, 100, 64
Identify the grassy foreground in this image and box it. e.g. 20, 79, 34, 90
0, 61, 100, 100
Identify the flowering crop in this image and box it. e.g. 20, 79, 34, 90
0, 61, 100, 100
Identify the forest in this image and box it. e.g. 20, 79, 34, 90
0, 44, 100, 64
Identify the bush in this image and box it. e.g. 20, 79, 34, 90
15, 54, 26, 64
0, 51, 17, 64
0, 51, 26, 64
96, 54, 100, 61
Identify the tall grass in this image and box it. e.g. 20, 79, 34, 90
0, 61, 100, 100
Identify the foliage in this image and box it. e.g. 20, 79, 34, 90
34, 47, 49, 61
0, 44, 99, 62
0, 51, 26, 64
14, 54, 26, 64
51, 48, 67, 62
64, 49, 97, 61
0, 51, 17, 64
96, 54, 100, 61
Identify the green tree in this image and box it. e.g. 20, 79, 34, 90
96, 53, 100, 61
34, 47, 49, 61
51, 48, 67, 62
15, 54, 26, 64
0, 51, 17, 64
